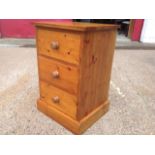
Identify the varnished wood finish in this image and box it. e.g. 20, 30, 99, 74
35, 22, 117, 134
40, 81, 77, 119
37, 99, 109, 134
79, 100, 109, 133
38, 56, 79, 94
37, 27, 82, 65
77, 30, 116, 120
34, 21, 118, 32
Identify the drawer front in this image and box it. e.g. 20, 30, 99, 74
37, 28, 82, 65
40, 81, 77, 119
38, 56, 79, 94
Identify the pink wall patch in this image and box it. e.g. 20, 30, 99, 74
0, 19, 72, 38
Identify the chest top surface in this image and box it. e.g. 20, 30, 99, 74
34, 21, 118, 32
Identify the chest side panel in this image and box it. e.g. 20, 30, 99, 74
77, 30, 117, 120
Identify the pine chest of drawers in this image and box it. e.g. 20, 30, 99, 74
34, 22, 118, 134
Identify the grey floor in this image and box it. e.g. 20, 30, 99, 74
0, 35, 155, 50
0, 47, 155, 134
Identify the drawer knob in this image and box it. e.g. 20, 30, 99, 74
51, 41, 59, 49
52, 96, 60, 103
52, 70, 59, 78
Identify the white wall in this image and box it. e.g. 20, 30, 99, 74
140, 19, 155, 43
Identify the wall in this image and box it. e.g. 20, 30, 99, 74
140, 19, 155, 43
0, 19, 72, 38
131, 19, 144, 41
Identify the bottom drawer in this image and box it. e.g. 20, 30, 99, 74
40, 81, 77, 119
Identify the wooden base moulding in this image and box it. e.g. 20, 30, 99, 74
37, 99, 109, 134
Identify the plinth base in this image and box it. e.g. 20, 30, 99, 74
37, 99, 109, 134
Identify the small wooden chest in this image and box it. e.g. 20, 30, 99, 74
34, 22, 118, 134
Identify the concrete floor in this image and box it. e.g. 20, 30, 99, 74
0, 47, 155, 134
1, 36, 155, 50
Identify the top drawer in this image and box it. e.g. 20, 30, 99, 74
36, 28, 82, 65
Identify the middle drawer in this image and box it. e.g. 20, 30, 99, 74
38, 56, 79, 94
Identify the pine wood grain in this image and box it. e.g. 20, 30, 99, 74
34, 21, 118, 32
38, 55, 79, 94
77, 30, 116, 120
34, 22, 117, 134
37, 99, 109, 134
40, 81, 77, 119
37, 27, 82, 65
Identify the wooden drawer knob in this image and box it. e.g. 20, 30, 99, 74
52, 70, 59, 78
51, 41, 59, 49
52, 96, 60, 103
